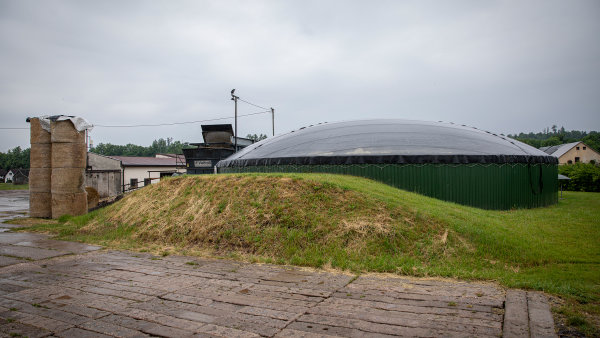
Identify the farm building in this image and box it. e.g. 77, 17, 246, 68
4, 169, 29, 184
182, 124, 254, 174
540, 141, 600, 164
11, 169, 29, 185
86, 153, 185, 194
217, 119, 559, 210
109, 155, 186, 188
3, 170, 14, 183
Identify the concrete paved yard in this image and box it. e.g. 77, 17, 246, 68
0, 190, 29, 225
0, 249, 557, 337
0, 190, 556, 337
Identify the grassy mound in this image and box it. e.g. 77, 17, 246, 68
21, 173, 600, 334
69, 174, 452, 271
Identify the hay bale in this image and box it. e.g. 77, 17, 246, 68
52, 192, 88, 218
85, 186, 99, 209
30, 118, 51, 144
51, 168, 85, 193
51, 142, 86, 168
29, 192, 52, 218
29, 118, 52, 216
29, 168, 51, 192
51, 120, 85, 143
30, 143, 52, 168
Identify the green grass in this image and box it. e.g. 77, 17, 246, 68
0, 183, 28, 190
18, 173, 600, 334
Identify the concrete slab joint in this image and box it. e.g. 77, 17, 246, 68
502, 289, 557, 338
527, 291, 558, 338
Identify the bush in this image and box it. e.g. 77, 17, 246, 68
559, 163, 600, 192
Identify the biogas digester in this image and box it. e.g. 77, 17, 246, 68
217, 119, 558, 210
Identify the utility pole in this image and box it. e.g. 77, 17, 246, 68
231, 89, 238, 152
271, 107, 275, 136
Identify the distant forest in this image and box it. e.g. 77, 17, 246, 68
89, 134, 267, 157
507, 126, 600, 152
0, 147, 29, 171
91, 138, 190, 157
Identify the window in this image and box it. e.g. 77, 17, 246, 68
130, 178, 138, 188
576, 146, 580, 150
567, 160, 573, 164
583, 146, 587, 150
575, 157, 580, 163
144, 178, 151, 186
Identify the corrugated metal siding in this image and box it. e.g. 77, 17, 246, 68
219, 163, 558, 210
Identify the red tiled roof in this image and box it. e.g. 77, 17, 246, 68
155, 154, 186, 161
108, 156, 179, 167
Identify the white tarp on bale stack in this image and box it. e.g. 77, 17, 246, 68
35, 115, 93, 133
27, 115, 93, 218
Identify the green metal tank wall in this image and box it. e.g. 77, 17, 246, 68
219, 163, 558, 210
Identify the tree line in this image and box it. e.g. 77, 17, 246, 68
0, 147, 30, 171
90, 134, 267, 157
0, 138, 188, 170
508, 125, 600, 152
1, 134, 268, 170
2, 129, 598, 171
91, 138, 190, 157
559, 163, 600, 192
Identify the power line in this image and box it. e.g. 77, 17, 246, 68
0, 110, 272, 130
235, 94, 274, 136
94, 110, 271, 128
238, 98, 268, 111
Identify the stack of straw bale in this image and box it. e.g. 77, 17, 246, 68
28, 118, 52, 218
50, 120, 88, 218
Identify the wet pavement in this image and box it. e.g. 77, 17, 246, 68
0, 190, 557, 337
0, 251, 557, 337
0, 190, 29, 226
0, 190, 101, 266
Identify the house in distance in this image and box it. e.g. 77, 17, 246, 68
540, 141, 600, 164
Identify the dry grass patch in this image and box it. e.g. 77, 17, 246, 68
59, 174, 451, 270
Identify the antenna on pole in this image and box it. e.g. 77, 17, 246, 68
231, 89, 238, 152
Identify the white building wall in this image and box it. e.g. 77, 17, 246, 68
123, 166, 185, 188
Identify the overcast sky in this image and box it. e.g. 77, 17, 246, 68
1, 0, 599, 152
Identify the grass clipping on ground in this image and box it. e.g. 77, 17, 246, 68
72, 174, 452, 270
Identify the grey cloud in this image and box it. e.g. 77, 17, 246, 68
1, 0, 599, 151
